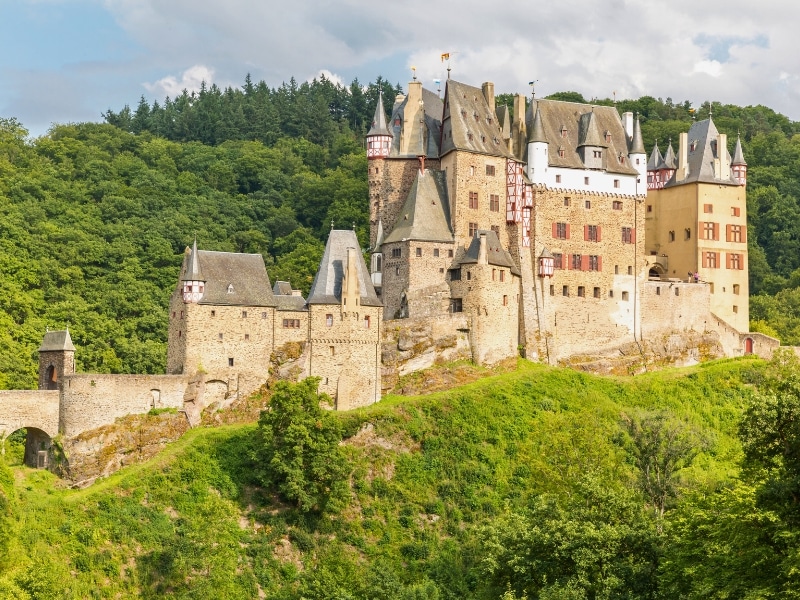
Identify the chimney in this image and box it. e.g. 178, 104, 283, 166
622, 112, 634, 140
477, 233, 488, 265
676, 132, 688, 182
718, 133, 730, 180
482, 82, 495, 114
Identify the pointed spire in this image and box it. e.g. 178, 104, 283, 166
374, 219, 384, 251
661, 140, 677, 170
183, 238, 205, 282
732, 134, 747, 166
647, 141, 663, 171
527, 106, 546, 144
367, 89, 392, 137
629, 115, 645, 154
577, 110, 607, 147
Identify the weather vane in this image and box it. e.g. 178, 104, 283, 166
529, 80, 538, 99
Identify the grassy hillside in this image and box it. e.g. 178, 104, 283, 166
0, 358, 764, 599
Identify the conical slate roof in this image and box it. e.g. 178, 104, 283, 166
367, 90, 392, 137
732, 134, 747, 166
383, 170, 453, 244
660, 141, 677, 170
527, 106, 547, 144
647, 142, 663, 171
629, 116, 645, 154
183, 238, 205, 282
577, 110, 607, 148
307, 230, 382, 307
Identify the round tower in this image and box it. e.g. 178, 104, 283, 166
732, 134, 747, 186
366, 90, 393, 248
366, 89, 392, 160
526, 104, 548, 184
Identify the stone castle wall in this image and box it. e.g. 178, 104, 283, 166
0, 390, 60, 437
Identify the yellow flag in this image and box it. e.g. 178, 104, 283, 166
441, 53, 450, 62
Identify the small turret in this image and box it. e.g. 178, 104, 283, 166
732, 134, 747, 186
366, 90, 392, 159
38, 329, 76, 390
526, 104, 548, 183
182, 239, 206, 303
646, 141, 664, 190
628, 115, 647, 181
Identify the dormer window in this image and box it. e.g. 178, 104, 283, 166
561, 126, 568, 138
558, 146, 565, 158
227, 284, 234, 294
605, 131, 612, 143
690, 140, 698, 152
394, 118, 400, 126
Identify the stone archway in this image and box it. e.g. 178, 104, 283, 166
0, 427, 52, 468
744, 337, 754, 355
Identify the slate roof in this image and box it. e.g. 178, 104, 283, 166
629, 117, 646, 154
179, 248, 276, 307
383, 170, 453, 244
647, 141, 663, 171
577, 111, 607, 148
388, 87, 443, 158
524, 99, 639, 175
440, 80, 514, 159
459, 230, 521, 276
367, 90, 392, 137
664, 118, 739, 187
732, 135, 747, 166
184, 238, 204, 281
528, 106, 547, 143
271, 281, 307, 311
307, 230, 382, 307
39, 330, 76, 352
660, 142, 677, 170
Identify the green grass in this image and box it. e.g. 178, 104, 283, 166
0, 357, 764, 599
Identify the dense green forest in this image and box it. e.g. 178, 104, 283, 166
1, 74, 800, 387
2, 356, 800, 598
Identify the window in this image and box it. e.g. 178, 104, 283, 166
554, 222, 568, 239
330, 346, 335, 356
571, 254, 582, 270
627, 266, 633, 275
500, 270, 505, 282
469, 222, 478, 237
586, 225, 599, 242
326, 314, 333, 327
211, 310, 216, 317
469, 165, 475, 176
395, 267, 400, 275
491, 225, 500, 234
556, 174, 562, 183
584, 177, 590, 186
656, 286, 661, 296
450, 298, 463, 313
622, 291, 630, 301
669, 230, 675, 242
613, 179, 620, 188
613, 200, 622, 210
448, 249, 454, 258
392, 248, 401, 258
647, 205, 652, 213
585, 200, 591, 209
685, 228, 691, 240
593, 150, 602, 159
469, 191, 479, 209
467, 271, 472, 280
490, 194, 500, 212
282, 319, 300, 328
593, 287, 601, 298
615, 265, 619, 274
578, 286, 585, 297
486, 164, 495, 176
218, 333, 223, 340
449, 268, 461, 281
553, 253, 563, 269
558, 148, 566, 158
433, 248, 440, 257
563, 285, 569, 296
588, 255, 600, 271
364, 315, 371, 328
732, 206, 741, 217
492, 268, 496, 281
675, 287, 680, 296
262, 312, 267, 319
733, 305, 739, 314
564, 197, 570, 206
704, 252, 719, 268
244, 334, 250, 341
550, 285, 555, 296
728, 253, 742, 270
704, 204, 713, 213
702, 222, 718, 240
503, 295, 508, 306
728, 224, 744, 242
228, 358, 234, 366
415, 247, 422, 257
242, 310, 247, 318
622, 227, 634, 244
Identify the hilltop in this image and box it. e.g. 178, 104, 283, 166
2, 357, 792, 599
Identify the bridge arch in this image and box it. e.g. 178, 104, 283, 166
0, 389, 60, 468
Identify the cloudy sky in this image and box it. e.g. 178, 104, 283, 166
1, 0, 798, 137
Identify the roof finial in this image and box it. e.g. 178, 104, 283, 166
529, 80, 538, 100
411, 66, 417, 81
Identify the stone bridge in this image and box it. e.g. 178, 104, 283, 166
0, 390, 60, 467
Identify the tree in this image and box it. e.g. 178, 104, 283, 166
253, 378, 349, 512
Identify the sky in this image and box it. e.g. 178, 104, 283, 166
1, 0, 799, 137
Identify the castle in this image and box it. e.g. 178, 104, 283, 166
0, 75, 779, 476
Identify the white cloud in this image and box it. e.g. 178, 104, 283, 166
692, 60, 723, 78
143, 65, 215, 98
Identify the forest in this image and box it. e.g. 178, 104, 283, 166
0, 73, 799, 385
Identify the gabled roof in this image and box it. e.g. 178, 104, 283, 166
524, 99, 638, 175
179, 249, 276, 306
367, 89, 392, 137
440, 80, 513, 158
388, 87, 442, 158
39, 330, 76, 352
307, 230, 382, 307
459, 230, 521, 276
577, 111, 607, 148
665, 118, 738, 186
496, 104, 511, 141
629, 116, 645, 154
383, 169, 453, 245
660, 142, 677, 170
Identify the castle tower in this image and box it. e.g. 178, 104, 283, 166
628, 115, 647, 183
526, 104, 548, 183
182, 238, 205, 303
732, 134, 747, 186
38, 330, 75, 390
366, 89, 392, 160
